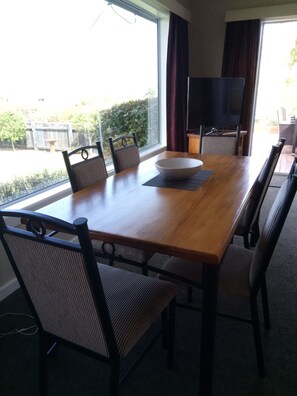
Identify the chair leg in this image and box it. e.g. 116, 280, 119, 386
243, 232, 250, 249
167, 299, 176, 370
39, 332, 48, 396
261, 278, 271, 331
187, 286, 193, 303
110, 360, 120, 396
142, 261, 148, 276
161, 309, 168, 350
250, 220, 260, 247
250, 297, 265, 377
47, 341, 59, 356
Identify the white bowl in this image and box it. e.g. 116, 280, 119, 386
155, 157, 203, 180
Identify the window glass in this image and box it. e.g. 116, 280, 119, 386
0, 0, 159, 206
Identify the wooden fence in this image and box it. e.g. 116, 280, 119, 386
25, 122, 92, 151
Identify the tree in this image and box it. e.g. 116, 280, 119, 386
0, 111, 26, 150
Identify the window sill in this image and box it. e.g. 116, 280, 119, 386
5, 144, 167, 212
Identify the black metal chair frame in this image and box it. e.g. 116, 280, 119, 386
0, 209, 176, 396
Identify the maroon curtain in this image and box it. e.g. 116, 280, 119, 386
166, 12, 189, 152
222, 19, 261, 156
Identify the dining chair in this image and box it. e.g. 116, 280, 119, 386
0, 209, 177, 396
234, 138, 285, 248
62, 141, 153, 275
62, 141, 108, 193
108, 132, 140, 174
199, 124, 241, 155
277, 108, 296, 153
158, 162, 297, 377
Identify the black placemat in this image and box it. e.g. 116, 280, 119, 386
143, 170, 214, 191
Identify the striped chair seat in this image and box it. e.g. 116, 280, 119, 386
98, 263, 176, 357
161, 245, 252, 298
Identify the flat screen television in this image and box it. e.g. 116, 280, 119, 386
186, 77, 246, 131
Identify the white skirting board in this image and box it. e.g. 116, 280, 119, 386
0, 278, 20, 302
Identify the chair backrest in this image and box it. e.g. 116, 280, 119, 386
62, 141, 107, 192
108, 133, 140, 173
249, 138, 285, 228
288, 154, 297, 179
249, 163, 297, 294
0, 210, 116, 358
199, 125, 240, 155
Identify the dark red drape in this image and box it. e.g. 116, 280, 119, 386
166, 12, 189, 152
222, 19, 261, 156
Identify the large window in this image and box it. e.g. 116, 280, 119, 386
252, 19, 297, 169
0, 0, 162, 206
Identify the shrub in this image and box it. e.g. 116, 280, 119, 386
100, 97, 158, 147
0, 169, 67, 206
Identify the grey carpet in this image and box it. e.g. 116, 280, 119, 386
1, 174, 297, 396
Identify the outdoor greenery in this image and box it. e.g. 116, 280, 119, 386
289, 38, 297, 67
100, 97, 157, 147
0, 169, 67, 206
0, 96, 158, 204
0, 111, 26, 150
0, 96, 156, 151
59, 97, 156, 148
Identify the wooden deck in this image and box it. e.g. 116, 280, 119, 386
252, 130, 295, 174
275, 145, 295, 173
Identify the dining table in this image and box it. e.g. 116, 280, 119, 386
37, 150, 264, 395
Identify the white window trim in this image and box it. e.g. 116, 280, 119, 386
225, 3, 297, 22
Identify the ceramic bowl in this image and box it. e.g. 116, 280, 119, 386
155, 157, 203, 179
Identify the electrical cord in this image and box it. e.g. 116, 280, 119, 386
0, 312, 38, 338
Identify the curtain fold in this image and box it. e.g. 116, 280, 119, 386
166, 12, 189, 152
222, 19, 261, 156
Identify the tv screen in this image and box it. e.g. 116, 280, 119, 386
186, 77, 245, 131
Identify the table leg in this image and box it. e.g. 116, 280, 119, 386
199, 263, 219, 395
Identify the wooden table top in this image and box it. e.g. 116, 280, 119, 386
38, 151, 263, 265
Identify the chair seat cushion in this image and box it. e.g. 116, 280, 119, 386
160, 244, 253, 298
219, 245, 253, 298
98, 263, 177, 357
160, 257, 203, 288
